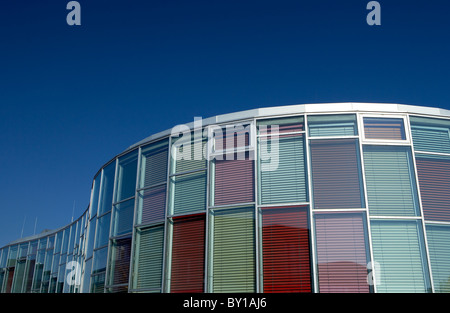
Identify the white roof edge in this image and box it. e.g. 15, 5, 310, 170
127, 102, 450, 150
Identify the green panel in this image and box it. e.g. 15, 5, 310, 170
212, 207, 255, 292
308, 114, 357, 137
171, 138, 207, 174
170, 171, 207, 215
410, 116, 450, 154
259, 135, 307, 205
12, 260, 26, 293
426, 224, 450, 293
363, 145, 419, 216
370, 220, 430, 293
134, 225, 164, 291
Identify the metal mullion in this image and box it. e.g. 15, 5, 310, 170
308, 135, 359, 140
312, 208, 368, 213
413, 150, 450, 157
112, 195, 135, 206
304, 114, 317, 293
257, 130, 306, 138
208, 202, 256, 210
128, 145, 141, 293
258, 202, 310, 208
251, 118, 260, 293
369, 215, 423, 220
161, 135, 172, 293
356, 111, 377, 293
104, 158, 118, 293
407, 114, 435, 292
204, 126, 211, 293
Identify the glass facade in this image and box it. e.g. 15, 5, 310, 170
1, 103, 450, 293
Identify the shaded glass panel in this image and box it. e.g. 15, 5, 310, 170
308, 114, 357, 137
257, 116, 304, 135
211, 207, 255, 292
107, 237, 131, 289
363, 145, 419, 216
139, 139, 168, 188
169, 171, 207, 215
98, 162, 116, 215
133, 225, 164, 291
370, 219, 431, 293
213, 152, 254, 206
310, 139, 364, 209
170, 214, 205, 293
115, 151, 138, 202
95, 213, 111, 249
92, 247, 108, 274
426, 224, 450, 293
261, 206, 311, 293
364, 117, 406, 140
315, 212, 370, 293
112, 199, 135, 236
410, 116, 450, 154
259, 134, 307, 205
415, 154, 450, 222
137, 185, 166, 225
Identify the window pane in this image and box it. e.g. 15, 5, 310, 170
308, 114, 357, 137
315, 212, 370, 293
364, 117, 406, 140
92, 247, 108, 274
115, 151, 138, 202
133, 225, 164, 291
171, 136, 206, 174
370, 220, 431, 293
261, 206, 311, 293
169, 171, 206, 215
90, 174, 101, 217
170, 214, 205, 293
415, 154, 450, 222
86, 217, 96, 259
211, 207, 255, 292
310, 139, 364, 209
410, 116, 450, 154
212, 124, 251, 152
107, 237, 131, 288
137, 185, 166, 225
90, 272, 105, 293
259, 134, 307, 205
213, 152, 254, 206
426, 224, 450, 293
257, 116, 304, 135
95, 213, 111, 249
112, 199, 135, 237
139, 139, 168, 188
98, 162, 116, 215
363, 145, 419, 216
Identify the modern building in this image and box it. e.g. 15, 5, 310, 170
1, 102, 450, 293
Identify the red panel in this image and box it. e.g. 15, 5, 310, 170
262, 206, 311, 293
214, 153, 254, 206
170, 214, 205, 293
416, 156, 450, 222
315, 212, 370, 293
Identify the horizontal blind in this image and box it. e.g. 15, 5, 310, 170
260, 135, 307, 204
140, 140, 168, 188
411, 127, 450, 154
364, 117, 406, 140
310, 139, 364, 209
261, 206, 311, 293
135, 226, 164, 291
415, 154, 450, 221
113, 199, 135, 236
214, 154, 254, 206
425, 225, 450, 293
212, 208, 255, 292
170, 214, 205, 293
308, 114, 357, 137
363, 145, 419, 216
171, 171, 206, 215
370, 220, 429, 293
410, 116, 450, 154
109, 237, 131, 287
258, 116, 304, 135
315, 212, 370, 293
139, 185, 166, 224
172, 139, 207, 174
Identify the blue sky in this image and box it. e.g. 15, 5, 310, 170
0, 0, 449, 247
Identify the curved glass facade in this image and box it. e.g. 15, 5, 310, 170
1, 103, 450, 293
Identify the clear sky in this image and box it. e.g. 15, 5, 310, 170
0, 0, 449, 247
